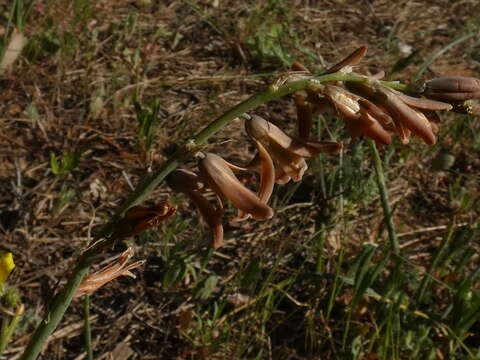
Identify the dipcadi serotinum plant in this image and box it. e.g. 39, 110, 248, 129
19, 46, 480, 360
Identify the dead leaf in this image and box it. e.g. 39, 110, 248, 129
0, 28, 28, 73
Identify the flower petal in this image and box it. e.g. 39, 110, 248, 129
74, 248, 144, 298
114, 202, 176, 238
394, 90, 452, 111
0, 252, 15, 285
199, 153, 273, 221
254, 139, 275, 204
167, 169, 225, 248
374, 86, 436, 145
246, 115, 341, 159
323, 46, 368, 74
294, 93, 313, 139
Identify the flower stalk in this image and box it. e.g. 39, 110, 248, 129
20, 70, 374, 360
20, 45, 475, 358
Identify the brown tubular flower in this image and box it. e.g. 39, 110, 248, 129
424, 76, 480, 101
167, 169, 224, 249
290, 63, 316, 140
289, 47, 368, 140
322, 85, 392, 146
347, 82, 452, 145
372, 86, 451, 145
113, 202, 176, 239
245, 115, 341, 184
198, 152, 274, 221
74, 248, 145, 298
293, 91, 314, 140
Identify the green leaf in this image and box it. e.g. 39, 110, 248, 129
162, 259, 187, 289
49, 152, 60, 175
49, 152, 81, 176
241, 257, 262, 291
52, 183, 76, 216
62, 152, 81, 173
194, 275, 218, 301
135, 98, 161, 152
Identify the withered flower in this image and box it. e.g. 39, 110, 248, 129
198, 152, 274, 221
113, 202, 176, 239
323, 84, 392, 146
75, 248, 145, 298
291, 46, 368, 140
167, 168, 224, 249
347, 82, 452, 145
245, 115, 342, 184
424, 76, 480, 101
372, 86, 451, 145
167, 155, 274, 248
293, 90, 314, 140
293, 89, 338, 140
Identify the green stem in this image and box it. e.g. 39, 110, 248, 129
367, 140, 399, 254
20, 72, 402, 360
0, 311, 10, 355
19, 254, 93, 360
0, 305, 23, 356
379, 80, 408, 92
83, 295, 93, 360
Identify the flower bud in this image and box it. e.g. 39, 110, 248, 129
424, 76, 480, 101
0, 252, 15, 285
114, 202, 176, 239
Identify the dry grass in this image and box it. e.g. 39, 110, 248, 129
1, 0, 479, 359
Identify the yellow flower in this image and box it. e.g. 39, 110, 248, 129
0, 252, 15, 285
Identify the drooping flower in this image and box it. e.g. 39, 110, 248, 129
371, 86, 451, 145
291, 47, 369, 140
167, 168, 224, 248
322, 84, 393, 146
245, 115, 342, 184
74, 248, 145, 298
424, 76, 480, 101
346, 82, 452, 145
113, 202, 176, 239
167, 155, 274, 248
198, 152, 274, 221
293, 90, 314, 140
